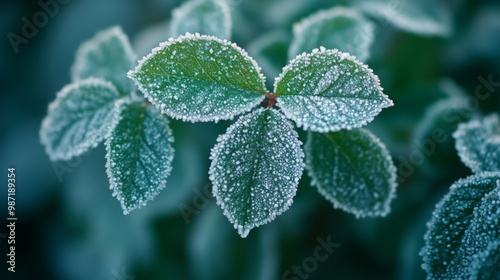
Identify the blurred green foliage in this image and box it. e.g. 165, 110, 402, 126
1, 0, 500, 279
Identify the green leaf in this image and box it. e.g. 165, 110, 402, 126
354, 0, 452, 37
421, 173, 500, 280
106, 100, 174, 214
289, 7, 374, 61
129, 33, 267, 122
170, 0, 231, 39
209, 108, 304, 237
72, 26, 136, 95
469, 240, 500, 280
275, 47, 393, 132
305, 129, 397, 217
453, 114, 500, 173
40, 78, 120, 161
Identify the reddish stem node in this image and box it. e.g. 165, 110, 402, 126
265, 92, 276, 108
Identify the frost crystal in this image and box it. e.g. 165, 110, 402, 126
71, 26, 136, 95
453, 114, 500, 173
106, 100, 174, 215
209, 108, 305, 237
289, 7, 374, 61
129, 33, 267, 123
275, 48, 393, 133
421, 173, 500, 280
469, 240, 500, 280
305, 129, 397, 218
170, 0, 232, 40
40, 78, 121, 161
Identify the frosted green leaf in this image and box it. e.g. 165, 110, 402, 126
170, 0, 231, 39
275, 47, 393, 132
421, 173, 500, 280
128, 33, 267, 122
289, 7, 374, 61
106, 100, 174, 215
453, 187, 500, 278
469, 240, 500, 280
453, 114, 500, 173
40, 78, 120, 161
209, 108, 304, 237
72, 26, 136, 95
305, 129, 397, 218
354, 0, 452, 37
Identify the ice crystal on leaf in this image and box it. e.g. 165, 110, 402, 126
421, 173, 500, 280
209, 108, 305, 237
453, 114, 500, 173
40, 78, 120, 161
275, 47, 393, 133
72, 26, 136, 95
289, 7, 374, 61
469, 240, 500, 280
128, 33, 267, 123
170, 0, 231, 39
305, 129, 397, 218
106, 99, 174, 214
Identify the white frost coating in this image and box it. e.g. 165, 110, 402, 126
40, 78, 121, 161
170, 0, 232, 39
105, 99, 175, 215
305, 129, 397, 218
354, 0, 452, 37
469, 240, 500, 279
275, 47, 393, 133
421, 173, 500, 280
453, 114, 500, 173
71, 26, 137, 95
209, 108, 305, 237
289, 7, 374, 61
128, 32, 267, 123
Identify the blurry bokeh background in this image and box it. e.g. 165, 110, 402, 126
1, 0, 500, 279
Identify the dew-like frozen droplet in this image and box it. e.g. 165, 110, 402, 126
209, 108, 305, 237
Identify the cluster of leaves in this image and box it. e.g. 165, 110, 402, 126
41, 0, 400, 238
421, 113, 500, 279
